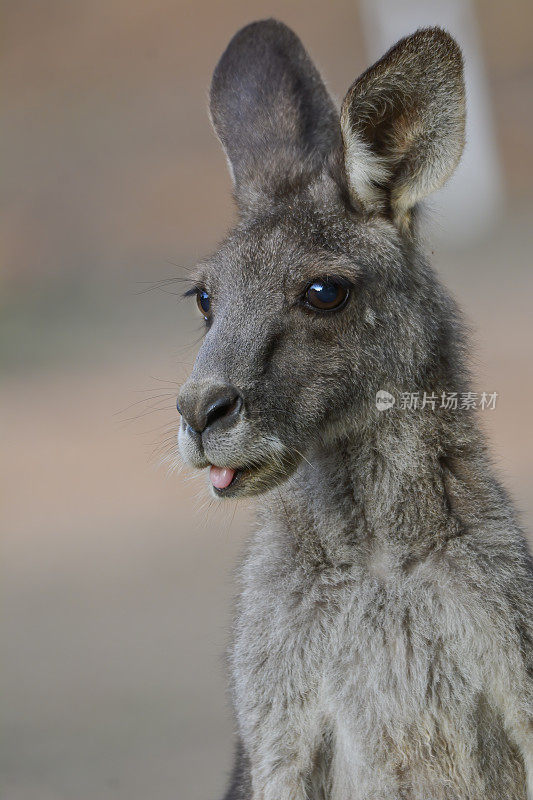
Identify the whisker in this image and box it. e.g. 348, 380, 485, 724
114, 393, 177, 416
133, 276, 196, 296
292, 448, 313, 468
118, 404, 176, 423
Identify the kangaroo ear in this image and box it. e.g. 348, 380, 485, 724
340, 28, 466, 233
210, 19, 340, 210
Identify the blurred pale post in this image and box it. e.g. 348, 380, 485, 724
359, 0, 503, 246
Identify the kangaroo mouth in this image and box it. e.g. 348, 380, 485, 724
203, 443, 301, 498
207, 453, 299, 498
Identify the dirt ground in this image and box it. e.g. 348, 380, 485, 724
3, 2, 533, 799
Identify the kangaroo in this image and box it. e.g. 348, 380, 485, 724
177, 20, 533, 800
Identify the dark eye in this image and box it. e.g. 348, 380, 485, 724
304, 278, 349, 311
196, 289, 211, 318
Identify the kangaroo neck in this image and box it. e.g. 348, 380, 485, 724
261, 410, 480, 568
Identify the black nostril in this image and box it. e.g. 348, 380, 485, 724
204, 391, 242, 433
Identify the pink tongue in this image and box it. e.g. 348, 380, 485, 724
209, 466, 236, 490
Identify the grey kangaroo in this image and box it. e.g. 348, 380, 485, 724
177, 20, 533, 800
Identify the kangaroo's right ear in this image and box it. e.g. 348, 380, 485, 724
210, 19, 340, 210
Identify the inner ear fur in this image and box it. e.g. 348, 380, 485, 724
340, 27, 466, 232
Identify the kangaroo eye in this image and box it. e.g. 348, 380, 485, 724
304, 278, 349, 311
196, 289, 211, 318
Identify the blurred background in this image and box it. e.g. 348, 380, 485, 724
2, 1, 532, 798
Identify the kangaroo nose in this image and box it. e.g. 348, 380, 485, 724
177, 383, 243, 435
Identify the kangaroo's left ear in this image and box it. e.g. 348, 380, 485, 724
341, 28, 466, 233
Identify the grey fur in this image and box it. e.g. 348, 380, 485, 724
177, 20, 533, 800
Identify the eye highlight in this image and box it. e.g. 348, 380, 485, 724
196, 289, 211, 318
303, 277, 350, 311
183, 285, 213, 322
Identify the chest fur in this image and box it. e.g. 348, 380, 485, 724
231, 535, 525, 799
234, 535, 475, 718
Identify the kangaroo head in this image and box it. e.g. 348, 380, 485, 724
177, 20, 465, 497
